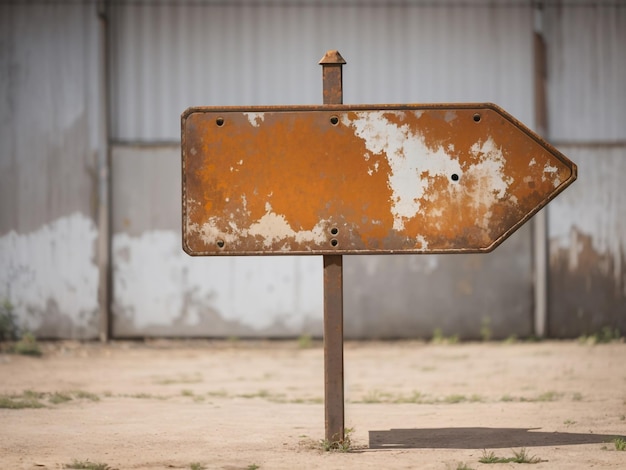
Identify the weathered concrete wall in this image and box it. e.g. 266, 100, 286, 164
0, 3, 101, 338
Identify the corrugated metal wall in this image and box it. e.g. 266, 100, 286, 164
111, 0, 534, 142
0, 2, 102, 338
544, 2, 626, 336
2, 1, 622, 340
109, 0, 537, 339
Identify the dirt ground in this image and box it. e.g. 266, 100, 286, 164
1, 339, 625, 470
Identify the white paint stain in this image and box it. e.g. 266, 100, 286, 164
113, 230, 323, 333
543, 163, 560, 187
244, 112, 265, 127
248, 210, 296, 248
191, 202, 329, 250
343, 111, 463, 231
0, 212, 99, 336
469, 137, 511, 200
344, 112, 515, 234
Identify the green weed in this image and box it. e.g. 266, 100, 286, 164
443, 394, 466, 404
0, 299, 19, 341
49, 392, 73, 404
432, 328, 459, 344
480, 317, 492, 342
72, 390, 100, 402
0, 390, 47, 409
453, 464, 475, 470
321, 427, 354, 452
614, 437, 626, 451
13, 332, 42, 356
479, 448, 541, 464
297, 334, 313, 349
189, 463, 206, 470
64, 460, 114, 470
579, 327, 623, 345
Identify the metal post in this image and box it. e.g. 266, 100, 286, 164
97, 2, 112, 342
319, 50, 346, 445
533, 7, 548, 338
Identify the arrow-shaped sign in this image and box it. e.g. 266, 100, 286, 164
182, 103, 576, 255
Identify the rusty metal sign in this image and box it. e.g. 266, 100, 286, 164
182, 103, 576, 256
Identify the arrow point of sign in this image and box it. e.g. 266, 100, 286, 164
319, 50, 347, 65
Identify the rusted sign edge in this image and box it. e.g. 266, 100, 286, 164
181, 103, 577, 256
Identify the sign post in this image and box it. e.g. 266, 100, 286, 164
181, 51, 577, 448
319, 50, 347, 446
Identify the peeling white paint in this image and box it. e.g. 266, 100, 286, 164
542, 163, 560, 187
345, 111, 481, 231
414, 235, 428, 250
0, 212, 99, 335
248, 210, 297, 248
244, 112, 265, 127
191, 201, 329, 250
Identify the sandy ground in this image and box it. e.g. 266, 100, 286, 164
1, 339, 625, 470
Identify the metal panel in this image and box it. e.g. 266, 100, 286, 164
182, 104, 575, 255
109, 1, 534, 142
544, 2, 626, 142
548, 145, 626, 338
0, 2, 101, 338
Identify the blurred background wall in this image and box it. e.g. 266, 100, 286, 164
1, 0, 624, 340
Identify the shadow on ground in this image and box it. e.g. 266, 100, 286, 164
369, 427, 623, 449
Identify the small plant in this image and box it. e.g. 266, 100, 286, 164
297, 333, 313, 349
247, 465, 260, 470
503, 334, 518, 344
480, 317, 492, 342
64, 459, 114, 470
0, 390, 46, 409
189, 463, 206, 470
579, 327, 622, 345
479, 450, 500, 463
321, 427, 354, 452
446, 462, 474, 470
563, 419, 576, 427
13, 332, 42, 356
432, 328, 459, 344
479, 448, 541, 464
73, 390, 100, 402
614, 437, 626, 451
0, 299, 19, 341
49, 392, 74, 404
443, 394, 466, 404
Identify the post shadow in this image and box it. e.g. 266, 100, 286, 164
369, 427, 624, 449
